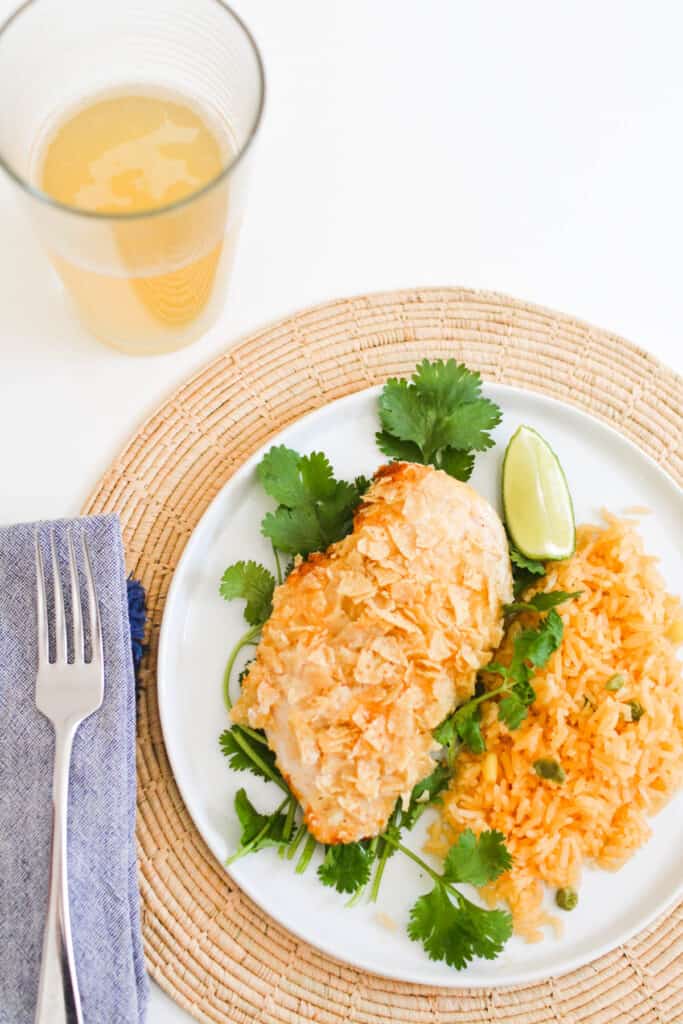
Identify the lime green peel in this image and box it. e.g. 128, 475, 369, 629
503, 425, 575, 561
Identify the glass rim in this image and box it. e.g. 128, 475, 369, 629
0, 0, 265, 222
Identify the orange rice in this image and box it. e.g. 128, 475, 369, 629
427, 513, 683, 942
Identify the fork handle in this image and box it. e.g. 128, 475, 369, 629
34, 724, 83, 1024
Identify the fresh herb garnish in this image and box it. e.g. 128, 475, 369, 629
228, 789, 293, 863
508, 540, 546, 597
219, 727, 278, 781
401, 762, 452, 831
435, 604, 573, 756
219, 560, 275, 626
433, 689, 486, 760
219, 726, 289, 793
442, 828, 512, 887
399, 830, 512, 969
376, 359, 502, 481
219, 448, 369, 708
258, 446, 369, 557
318, 841, 375, 894
503, 590, 581, 616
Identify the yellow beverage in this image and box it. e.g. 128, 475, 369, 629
36, 91, 233, 354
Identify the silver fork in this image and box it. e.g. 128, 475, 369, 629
34, 529, 104, 1024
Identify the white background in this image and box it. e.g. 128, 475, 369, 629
0, 1, 681, 1019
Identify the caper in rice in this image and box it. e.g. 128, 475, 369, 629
605, 673, 625, 691
627, 699, 645, 722
533, 758, 566, 784
556, 887, 578, 911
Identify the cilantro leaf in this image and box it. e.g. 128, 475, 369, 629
298, 451, 338, 499
443, 830, 512, 887
434, 681, 487, 759
457, 897, 514, 961
412, 358, 484, 407
497, 692, 531, 729
510, 609, 563, 672
257, 446, 308, 506
315, 479, 365, 539
407, 884, 512, 969
437, 607, 563, 744
440, 400, 502, 452
509, 541, 546, 597
432, 714, 457, 749
317, 841, 374, 894
233, 788, 290, 853
509, 543, 545, 575
438, 448, 476, 482
378, 378, 428, 447
258, 447, 367, 557
219, 727, 280, 783
504, 590, 581, 616
402, 763, 452, 831
408, 886, 473, 970
261, 505, 323, 557
376, 360, 502, 479
453, 703, 486, 754
375, 432, 424, 464
219, 560, 275, 626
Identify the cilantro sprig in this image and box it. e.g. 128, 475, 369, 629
376, 359, 502, 481
221, 733, 514, 971
503, 590, 581, 617
219, 447, 368, 708
258, 446, 369, 557
220, 560, 275, 626
435, 594, 579, 757
318, 841, 375, 894
394, 828, 512, 969
509, 540, 546, 597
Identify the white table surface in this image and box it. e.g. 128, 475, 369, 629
1, 0, 682, 1019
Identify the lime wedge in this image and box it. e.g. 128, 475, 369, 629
503, 425, 575, 561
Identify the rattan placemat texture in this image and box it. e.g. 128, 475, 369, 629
84, 287, 683, 1024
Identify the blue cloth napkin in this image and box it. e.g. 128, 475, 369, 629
0, 515, 148, 1023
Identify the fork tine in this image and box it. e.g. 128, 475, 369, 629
67, 530, 84, 664
34, 531, 49, 667
81, 532, 102, 666
50, 530, 67, 664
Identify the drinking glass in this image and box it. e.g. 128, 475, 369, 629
0, 0, 264, 355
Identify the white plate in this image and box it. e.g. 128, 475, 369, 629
158, 383, 683, 987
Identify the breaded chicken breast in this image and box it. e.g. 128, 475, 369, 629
231, 462, 512, 844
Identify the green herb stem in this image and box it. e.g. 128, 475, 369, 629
286, 823, 307, 860
295, 833, 317, 874
235, 723, 270, 746
383, 835, 443, 887
230, 727, 291, 795
369, 843, 391, 903
222, 624, 262, 711
345, 885, 366, 908
273, 544, 283, 586
226, 795, 290, 865
282, 799, 297, 844
370, 804, 401, 903
278, 800, 298, 858
456, 680, 508, 716
382, 835, 468, 905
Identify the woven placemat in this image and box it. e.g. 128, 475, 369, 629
83, 287, 683, 1024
